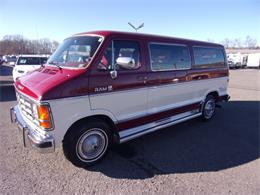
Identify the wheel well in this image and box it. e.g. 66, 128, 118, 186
64, 115, 119, 143
207, 91, 219, 100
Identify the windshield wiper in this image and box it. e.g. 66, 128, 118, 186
48, 61, 62, 70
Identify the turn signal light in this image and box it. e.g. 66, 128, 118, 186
37, 105, 52, 129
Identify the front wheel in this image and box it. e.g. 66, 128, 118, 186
63, 119, 112, 167
201, 95, 216, 121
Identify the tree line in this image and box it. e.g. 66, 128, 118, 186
0, 34, 258, 56
0, 34, 59, 55
208, 35, 258, 49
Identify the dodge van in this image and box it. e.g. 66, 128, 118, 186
10, 31, 229, 167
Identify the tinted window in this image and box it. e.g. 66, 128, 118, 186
149, 43, 191, 71
98, 40, 141, 71
17, 57, 40, 65
17, 57, 48, 65
40, 57, 48, 64
193, 46, 225, 68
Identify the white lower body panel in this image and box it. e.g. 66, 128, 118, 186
119, 109, 201, 143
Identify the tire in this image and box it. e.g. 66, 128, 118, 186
201, 95, 216, 121
63, 119, 112, 167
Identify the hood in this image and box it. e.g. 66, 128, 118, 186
15, 66, 88, 101
14, 65, 41, 71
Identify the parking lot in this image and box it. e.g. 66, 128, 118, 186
0, 66, 259, 194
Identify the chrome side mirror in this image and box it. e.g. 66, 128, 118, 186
110, 70, 117, 79
116, 57, 135, 69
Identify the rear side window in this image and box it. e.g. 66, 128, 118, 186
193, 46, 225, 68
149, 43, 191, 71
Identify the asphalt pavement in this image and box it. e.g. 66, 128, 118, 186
0, 67, 259, 195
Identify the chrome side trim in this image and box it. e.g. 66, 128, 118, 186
119, 111, 201, 143
88, 77, 228, 98
38, 77, 228, 102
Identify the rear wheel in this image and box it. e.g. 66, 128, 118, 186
201, 95, 216, 121
63, 119, 112, 167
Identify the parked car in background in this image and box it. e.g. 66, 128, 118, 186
12, 55, 48, 81
227, 59, 236, 69
0, 55, 4, 65
5, 55, 18, 66
227, 53, 242, 69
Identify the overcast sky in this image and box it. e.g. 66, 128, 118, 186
1, 0, 259, 44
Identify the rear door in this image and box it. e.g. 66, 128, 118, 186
89, 39, 148, 128
146, 42, 199, 116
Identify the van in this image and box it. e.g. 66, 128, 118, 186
12, 55, 48, 81
10, 31, 230, 167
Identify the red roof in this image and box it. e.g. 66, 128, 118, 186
72, 30, 223, 47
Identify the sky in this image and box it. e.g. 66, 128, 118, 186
1, 0, 259, 44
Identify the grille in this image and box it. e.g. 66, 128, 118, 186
16, 91, 34, 121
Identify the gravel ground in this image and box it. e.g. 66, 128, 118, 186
0, 66, 259, 195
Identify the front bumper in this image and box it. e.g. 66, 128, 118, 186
10, 106, 55, 153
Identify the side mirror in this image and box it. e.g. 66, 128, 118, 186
110, 70, 117, 79
116, 57, 135, 69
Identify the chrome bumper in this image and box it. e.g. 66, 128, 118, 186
10, 106, 55, 153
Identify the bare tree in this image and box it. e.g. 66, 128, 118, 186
233, 38, 242, 48
51, 41, 59, 53
221, 38, 232, 48
206, 38, 215, 43
221, 36, 258, 48
0, 34, 59, 55
244, 35, 257, 48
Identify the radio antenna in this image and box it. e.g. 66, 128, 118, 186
128, 22, 144, 32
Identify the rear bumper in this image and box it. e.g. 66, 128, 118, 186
10, 106, 55, 153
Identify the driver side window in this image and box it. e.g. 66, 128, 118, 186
98, 40, 141, 71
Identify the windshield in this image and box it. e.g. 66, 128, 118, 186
47, 35, 103, 68
17, 57, 47, 65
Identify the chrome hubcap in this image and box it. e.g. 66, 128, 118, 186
204, 99, 215, 119
76, 129, 108, 162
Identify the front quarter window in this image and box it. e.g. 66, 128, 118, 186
97, 40, 141, 71
48, 35, 103, 68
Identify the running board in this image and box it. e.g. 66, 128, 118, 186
119, 111, 202, 143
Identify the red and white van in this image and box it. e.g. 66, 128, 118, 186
10, 31, 229, 167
